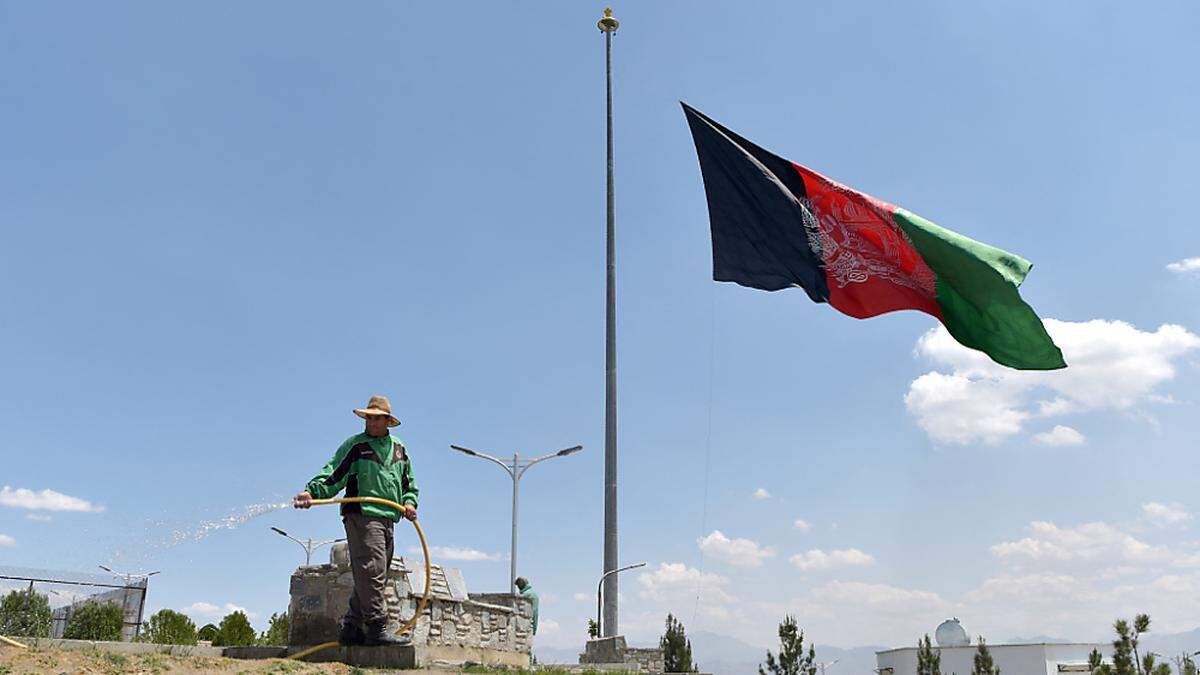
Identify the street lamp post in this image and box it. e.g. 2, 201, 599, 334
818, 659, 839, 675
97, 566, 159, 639
98, 565, 160, 585
269, 527, 345, 567
595, 561, 645, 637
450, 444, 583, 594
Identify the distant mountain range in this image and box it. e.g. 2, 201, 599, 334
1004, 635, 1072, 644
1137, 627, 1200, 662
534, 631, 884, 675
535, 626, 1200, 675
687, 631, 885, 675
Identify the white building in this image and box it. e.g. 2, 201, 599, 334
876, 620, 1109, 675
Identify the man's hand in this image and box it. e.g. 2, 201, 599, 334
403, 504, 418, 521
293, 491, 313, 509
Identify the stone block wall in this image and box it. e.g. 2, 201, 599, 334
625, 647, 665, 673
288, 546, 531, 656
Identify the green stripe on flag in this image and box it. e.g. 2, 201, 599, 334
892, 208, 1066, 370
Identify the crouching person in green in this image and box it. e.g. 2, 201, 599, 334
293, 395, 419, 647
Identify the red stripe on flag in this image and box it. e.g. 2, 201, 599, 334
794, 164, 943, 320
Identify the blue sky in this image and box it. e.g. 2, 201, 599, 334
2, 0, 1200, 654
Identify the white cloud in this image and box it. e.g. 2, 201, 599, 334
906, 371, 1028, 445
963, 573, 1087, 605
907, 319, 1200, 445
572, 592, 590, 602
1142, 502, 1191, 527
0, 534, 14, 547
752, 488, 771, 500
611, 562, 746, 648
782, 581, 952, 646
789, 548, 876, 572
958, 569, 1200, 641
182, 602, 258, 620
1032, 425, 1087, 447
182, 601, 220, 616
619, 507, 1200, 648
0, 486, 104, 512
407, 545, 500, 562
991, 520, 1172, 565
808, 580, 945, 608
1167, 257, 1200, 274
793, 518, 812, 532
637, 562, 733, 605
25, 514, 53, 522
697, 530, 776, 568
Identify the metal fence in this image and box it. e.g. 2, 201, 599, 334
0, 565, 148, 641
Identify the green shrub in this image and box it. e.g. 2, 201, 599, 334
0, 588, 52, 638
258, 611, 289, 646
197, 623, 218, 642
63, 601, 124, 641
211, 610, 256, 647
144, 608, 197, 645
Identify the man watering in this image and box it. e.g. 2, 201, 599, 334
293, 395, 419, 647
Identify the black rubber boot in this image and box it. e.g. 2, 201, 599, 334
338, 620, 365, 646
363, 620, 411, 647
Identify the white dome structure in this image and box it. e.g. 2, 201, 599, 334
935, 618, 970, 647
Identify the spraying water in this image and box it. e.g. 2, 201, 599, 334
97, 500, 292, 568
165, 501, 291, 547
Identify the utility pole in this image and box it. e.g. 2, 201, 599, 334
97, 566, 158, 640
269, 528, 345, 567
818, 659, 839, 675
450, 444, 583, 593
597, 5, 620, 639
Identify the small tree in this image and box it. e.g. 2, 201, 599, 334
1140, 653, 1170, 675
258, 611, 289, 646
660, 613, 698, 673
197, 623, 218, 642
1171, 653, 1197, 675
587, 618, 599, 639
972, 637, 1000, 675
759, 615, 816, 675
144, 609, 197, 645
1088, 613, 1171, 675
212, 610, 256, 647
63, 601, 124, 641
917, 634, 942, 675
0, 587, 52, 638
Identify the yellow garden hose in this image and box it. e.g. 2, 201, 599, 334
287, 496, 431, 661
0, 634, 28, 649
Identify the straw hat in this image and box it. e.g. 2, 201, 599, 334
353, 395, 401, 427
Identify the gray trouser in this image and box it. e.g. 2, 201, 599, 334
342, 513, 395, 626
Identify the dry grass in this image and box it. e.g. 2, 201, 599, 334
0, 647, 358, 674
0, 645, 545, 674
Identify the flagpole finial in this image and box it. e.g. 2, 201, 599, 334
598, 7, 619, 33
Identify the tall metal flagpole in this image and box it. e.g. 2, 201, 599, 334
597, 6, 620, 638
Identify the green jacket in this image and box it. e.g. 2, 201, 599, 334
520, 585, 539, 635
306, 432, 419, 522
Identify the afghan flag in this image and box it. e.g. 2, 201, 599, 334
682, 103, 1065, 370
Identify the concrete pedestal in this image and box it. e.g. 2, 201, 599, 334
581, 635, 628, 664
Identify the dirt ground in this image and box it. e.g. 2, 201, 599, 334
0, 647, 484, 675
